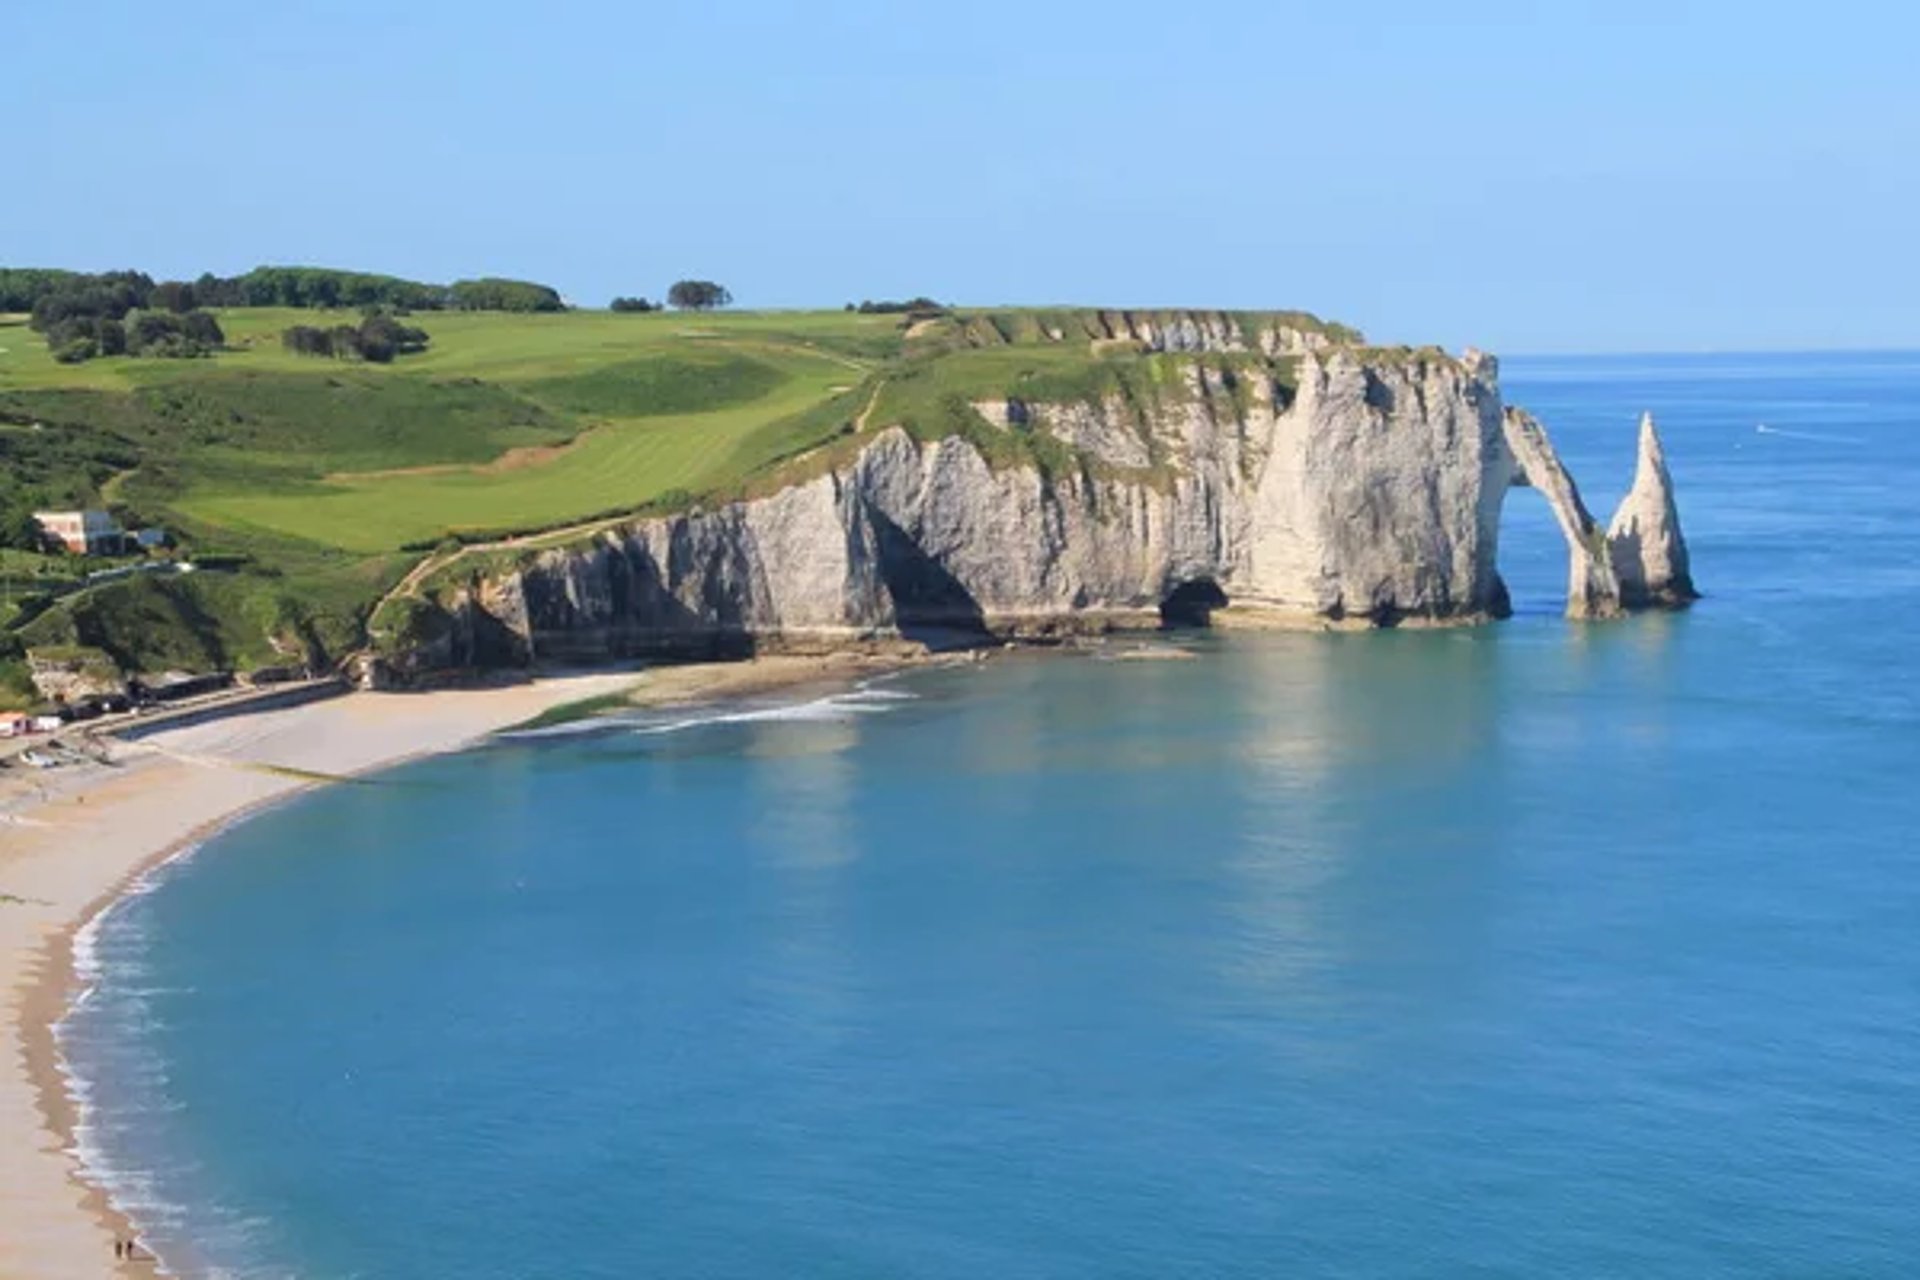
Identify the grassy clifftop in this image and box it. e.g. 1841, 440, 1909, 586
0, 303, 1363, 689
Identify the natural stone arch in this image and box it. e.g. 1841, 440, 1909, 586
1497, 408, 1695, 620
1499, 407, 1623, 619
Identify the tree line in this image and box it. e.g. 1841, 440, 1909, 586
0, 266, 566, 317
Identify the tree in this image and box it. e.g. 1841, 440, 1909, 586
128, 311, 181, 352
0, 507, 41, 551
180, 310, 224, 348
151, 280, 196, 313
329, 324, 366, 360
610, 296, 659, 313
359, 312, 429, 359
667, 280, 731, 311
282, 325, 333, 357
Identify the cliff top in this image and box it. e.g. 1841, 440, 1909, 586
2, 300, 1420, 690
906, 307, 1364, 352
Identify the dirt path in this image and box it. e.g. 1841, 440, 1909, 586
854, 379, 887, 433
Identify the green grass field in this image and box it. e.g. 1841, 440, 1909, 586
0, 301, 1358, 686
178, 341, 863, 550
4, 308, 892, 550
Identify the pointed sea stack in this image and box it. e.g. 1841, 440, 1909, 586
1607, 412, 1697, 607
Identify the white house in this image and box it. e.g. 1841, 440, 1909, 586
33, 510, 124, 556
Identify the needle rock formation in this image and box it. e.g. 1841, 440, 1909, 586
1608, 412, 1698, 608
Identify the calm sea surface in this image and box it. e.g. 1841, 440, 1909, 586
65, 353, 1920, 1277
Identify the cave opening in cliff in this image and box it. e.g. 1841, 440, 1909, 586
868, 509, 991, 648
1160, 578, 1227, 628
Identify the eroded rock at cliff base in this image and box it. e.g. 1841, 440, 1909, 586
1608, 412, 1697, 608
1499, 407, 1623, 620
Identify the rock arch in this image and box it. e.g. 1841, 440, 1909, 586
1498, 408, 1694, 619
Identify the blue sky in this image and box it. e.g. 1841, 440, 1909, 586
10, 1, 1916, 352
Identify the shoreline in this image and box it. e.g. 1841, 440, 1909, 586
2, 651, 937, 1279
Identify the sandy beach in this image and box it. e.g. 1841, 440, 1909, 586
0, 654, 915, 1278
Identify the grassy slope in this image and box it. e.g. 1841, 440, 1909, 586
181, 342, 859, 550
0, 304, 1361, 685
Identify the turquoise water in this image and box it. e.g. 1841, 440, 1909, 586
67, 353, 1920, 1277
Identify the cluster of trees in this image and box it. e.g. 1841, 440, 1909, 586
1, 265, 568, 318
1, 268, 90, 313
445, 278, 565, 312
608, 281, 732, 312
22, 272, 225, 364
846, 297, 947, 316
666, 280, 731, 311
123, 311, 226, 359
281, 312, 430, 364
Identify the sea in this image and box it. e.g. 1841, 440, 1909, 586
59, 352, 1920, 1278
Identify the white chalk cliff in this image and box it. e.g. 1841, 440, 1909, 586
377, 343, 1694, 677
1608, 412, 1697, 607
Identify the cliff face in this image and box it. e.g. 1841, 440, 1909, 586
377, 347, 1692, 680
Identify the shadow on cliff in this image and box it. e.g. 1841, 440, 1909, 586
868, 509, 991, 651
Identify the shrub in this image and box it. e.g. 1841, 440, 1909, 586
855, 297, 946, 315
53, 337, 98, 364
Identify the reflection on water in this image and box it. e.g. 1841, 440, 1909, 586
747, 715, 862, 870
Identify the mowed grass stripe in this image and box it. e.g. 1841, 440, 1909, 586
177, 347, 853, 551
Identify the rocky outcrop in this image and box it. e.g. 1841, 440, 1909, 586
1608, 413, 1697, 607
1501, 408, 1623, 619
26, 647, 127, 702
373, 350, 1695, 681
